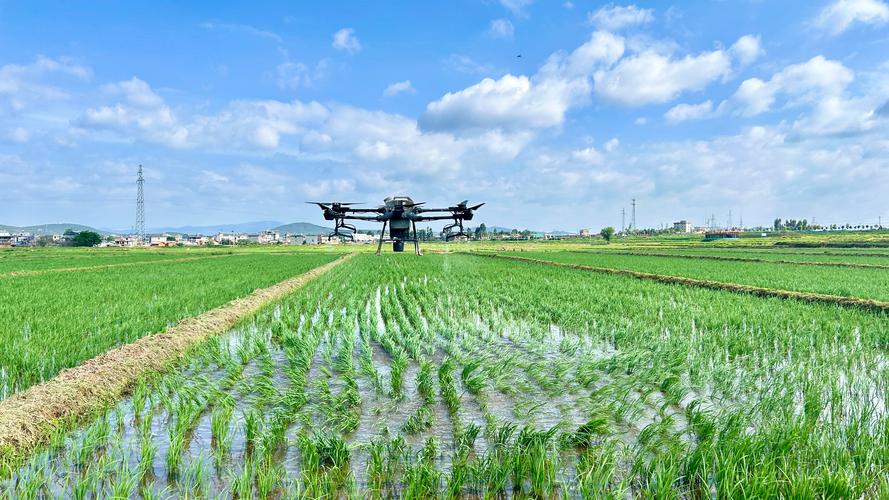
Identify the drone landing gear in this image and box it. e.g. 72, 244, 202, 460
330, 219, 356, 241
444, 218, 470, 240
374, 220, 422, 256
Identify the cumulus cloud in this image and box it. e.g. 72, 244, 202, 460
102, 77, 164, 107
594, 48, 732, 106
812, 0, 889, 35
730, 35, 764, 65
539, 31, 625, 78
664, 100, 715, 123
730, 55, 854, 116
571, 146, 603, 165
383, 80, 416, 97
488, 19, 515, 39
588, 4, 654, 31
332, 28, 361, 53
275, 59, 329, 89
0, 56, 91, 111
419, 74, 589, 131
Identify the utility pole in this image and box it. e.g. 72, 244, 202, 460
727, 209, 733, 229
621, 208, 626, 233
631, 198, 636, 232
136, 164, 145, 242
739, 209, 743, 230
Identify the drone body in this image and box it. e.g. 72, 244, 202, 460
309, 196, 484, 254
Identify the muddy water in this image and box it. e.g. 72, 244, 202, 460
4, 306, 629, 498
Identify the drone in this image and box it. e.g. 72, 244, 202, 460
308, 196, 484, 255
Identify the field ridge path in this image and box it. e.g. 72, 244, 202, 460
473, 252, 889, 313
0, 253, 354, 465
0, 252, 238, 279
566, 249, 889, 270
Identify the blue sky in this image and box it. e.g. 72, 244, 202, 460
2, 0, 888, 231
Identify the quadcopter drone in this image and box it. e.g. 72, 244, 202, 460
308, 196, 484, 255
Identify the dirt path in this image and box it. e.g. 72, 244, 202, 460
0, 254, 353, 465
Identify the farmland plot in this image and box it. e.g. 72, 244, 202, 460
4, 254, 888, 498
508, 250, 889, 302
0, 252, 338, 398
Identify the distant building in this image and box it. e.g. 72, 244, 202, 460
579, 228, 591, 237
673, 220, 692, 233
0, 232, 12, 247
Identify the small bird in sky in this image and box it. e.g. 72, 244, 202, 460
516, 54, 522, 58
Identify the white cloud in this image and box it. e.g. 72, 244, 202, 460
332, 28, 361, 53
444, 54, 495, 75
594, 48, 732, 106
499, 0, 533, 17
588, 4, 654, 31
604, 138, 620, 152
572, 146, 603, 165
0, 56, 91, 111
665, 100, 715, 123
489, 19, 515, 39
102, 77, 163, 107
383, 80, 416, 97
6, 127, 30, 143
419, 74, 589, 131
730, 56, 854, 116
540, 31, 625, 78
275, 59, 329, 89
730, 35, 764, 65
199, 22, 283, 43
813, 0, 889, 35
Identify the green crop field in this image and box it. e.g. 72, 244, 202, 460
498, 250, 889, 302
2, 244, 888, 498
0, 250, 338, 398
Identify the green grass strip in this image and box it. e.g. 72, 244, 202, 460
567, 249, 889, 270
474, 253, 889, 313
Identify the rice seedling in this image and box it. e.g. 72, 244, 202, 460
2, 250, 888, 497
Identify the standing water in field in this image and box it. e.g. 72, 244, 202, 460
4, 253, 889, 498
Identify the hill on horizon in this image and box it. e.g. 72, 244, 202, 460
272, 222, 332, 235
0, 223, 111, 236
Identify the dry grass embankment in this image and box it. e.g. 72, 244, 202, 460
0, 254, 352, 464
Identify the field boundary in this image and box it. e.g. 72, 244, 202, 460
0, 253, 353, 464
0, 253, 239, 279
565, 249, 889, 270
473, 253, 889, 313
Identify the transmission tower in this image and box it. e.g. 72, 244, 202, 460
727, 209, 733, 229
621, 208, 626, 233
631, 198, 636, 232
136, 165, 145, 241
739, 209, 743, 229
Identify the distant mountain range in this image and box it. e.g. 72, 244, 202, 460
272, 222, 332, 235
3, 220, 569, 237
134, 220, 285, 235
0, 223, 112, 236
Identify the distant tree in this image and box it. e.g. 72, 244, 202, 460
773, 218, 783, 231
72, 231, 102, 247
600, 226, 615, 243
36, 235, 51, 247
